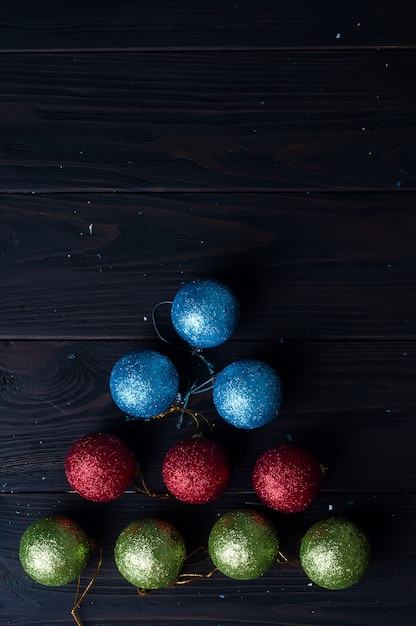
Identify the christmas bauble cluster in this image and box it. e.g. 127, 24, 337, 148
109, 279, 283, 430
19, 278, 371, 603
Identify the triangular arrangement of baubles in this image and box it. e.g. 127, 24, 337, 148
19, 278, 371, 625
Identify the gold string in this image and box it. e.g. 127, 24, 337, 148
175, 546, 217, 585
152, 405, 178, 421
132, 468, 170, 499
153, 404, 213, 434
183, 545, 211, 565
176, 568, 218, 585
137, 586, 156, 596
276, 550, 299, 568
70, 545, 103, 626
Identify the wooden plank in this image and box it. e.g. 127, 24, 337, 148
0, 0, 415, 51
0, 51, 414, 192
0, 192, 415, 339
1, 492, 414, 625
0, 339, 414, 494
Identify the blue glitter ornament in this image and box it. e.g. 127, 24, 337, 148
110, 349, 179, 419
170, 279, 240, 349
213, 359, 282, 429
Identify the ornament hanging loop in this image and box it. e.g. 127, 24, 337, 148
320, 463, 329, 475
276, 550, 299, 568
151, 300, 189, 353
71, 544, 103, 626
132, 468, 170, 499
152, 300, 216, 383
178, 406, 213, 434
183, 544, 211, 565
189, 345, 215, 378
154, 404, 213, 434
176, 567, 218, 585
175, 545, 217, 585
137, 586, 155, 596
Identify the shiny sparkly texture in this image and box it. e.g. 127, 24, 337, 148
114, 518, 186, 590
162, 435, 231, 504
299, 517, 371, 590
253, 443, 323, 513
213, 359, 282, 429
19, 516, 90, 586
171, 279, 240, 348
208, 509, 279, 580
65, 432, 137, 502
109, 349, 179, 419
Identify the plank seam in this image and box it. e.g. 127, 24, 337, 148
0, 188, 413, 195
0, 46, 415, 53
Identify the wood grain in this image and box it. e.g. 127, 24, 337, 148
0, 192, 415, 340
0, 0, 415, 51
0, 339, 414, 494
0, 3, 415, 624
1, 492, 414, 625
0, 51, 414, 192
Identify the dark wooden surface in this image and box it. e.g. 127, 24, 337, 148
0, 2, 415, 625
0, 51, 415, 192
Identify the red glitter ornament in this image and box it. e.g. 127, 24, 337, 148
253, 443, 323, 513
65, 432, 137, 502
162, 435, 231, 504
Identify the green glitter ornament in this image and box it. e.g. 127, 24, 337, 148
19, 516, 91, 587
299, 517, 371, 590
114, 518, 187, 590
208, 509, 280, 580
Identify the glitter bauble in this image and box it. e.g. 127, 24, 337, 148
253, 443, 323, 513
171, 278, 240, 348
208, 509, 279, 580
299, 517, 371, 590
162, 435, 231, 504
109, 349, 179, 419
114, 518, 186, 590
65, 432, 137, 502
19, 516, 91, 586
213, 359, 283, 429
